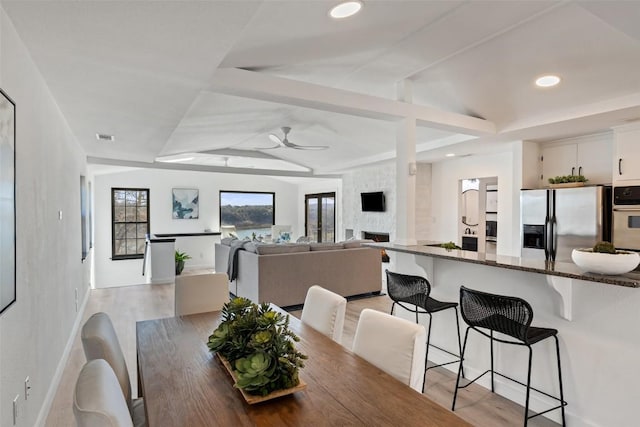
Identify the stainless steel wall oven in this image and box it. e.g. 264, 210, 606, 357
613, 186, 640, 251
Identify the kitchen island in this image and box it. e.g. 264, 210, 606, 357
367, 242, 640, 427
367, 242, 640, 288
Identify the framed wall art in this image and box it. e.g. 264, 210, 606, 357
0, 88, 15, 315
173, 188, 199, 219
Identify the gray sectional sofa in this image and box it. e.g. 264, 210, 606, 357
215, 240, 382, 308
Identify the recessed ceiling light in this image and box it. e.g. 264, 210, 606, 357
330, 1, 363, 19
445, 153, 456, 157
535, 75, 561, 88
96, 133, 114, 142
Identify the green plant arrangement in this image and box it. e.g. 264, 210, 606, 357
174, 250, 191, 275
572, 241, 640, 275
440, 241, 462, 251
548, 175, 588, 184
207, 297, 307, 397
592, 241, 617, 254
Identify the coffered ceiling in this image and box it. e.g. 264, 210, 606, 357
3, 1, 640, 176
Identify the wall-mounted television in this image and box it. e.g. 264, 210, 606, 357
361, 191, 385, 212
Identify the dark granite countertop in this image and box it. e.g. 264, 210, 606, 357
366, 242, 640, 288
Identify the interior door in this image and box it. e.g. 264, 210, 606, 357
305, 193, 335, 243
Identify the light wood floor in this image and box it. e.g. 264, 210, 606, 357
45, 283, 560, 427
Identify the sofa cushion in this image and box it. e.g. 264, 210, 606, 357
256, 243, 310, 255
310, 242, 345, 251
342, 239, 374, 249
220, 237, 237, 246
243, 242, 259, 253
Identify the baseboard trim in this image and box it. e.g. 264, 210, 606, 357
34, 288, 90, 426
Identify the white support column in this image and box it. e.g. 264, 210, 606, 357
394, 80, 417, 246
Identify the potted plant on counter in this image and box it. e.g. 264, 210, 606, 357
571, 241, 640, 275
548, 175, 588, 188
175, 250, 191, 275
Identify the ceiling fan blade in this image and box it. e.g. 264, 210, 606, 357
254, 144, 281, 150
290, 144, 329, 150
268, 133, 282, 144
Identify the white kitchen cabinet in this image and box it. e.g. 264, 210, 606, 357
613, 125, 640, 182
540, 135, 612, 185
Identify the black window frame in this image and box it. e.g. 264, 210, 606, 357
219, 190, 275, 238
111, 187, 150, 260
305, 192, 336, 243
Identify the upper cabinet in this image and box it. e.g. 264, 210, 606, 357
613, 124, 640, 183
540, 133, 612, 186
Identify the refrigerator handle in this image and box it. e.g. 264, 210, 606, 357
544, 189, 551, 261
550, 215, 557, 261
544, 215, 550, 261
550, 190, 557, 261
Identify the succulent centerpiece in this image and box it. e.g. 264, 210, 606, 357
207, 297, 307, 399
571, 241, 640, 275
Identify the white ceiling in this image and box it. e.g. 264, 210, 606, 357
3, 0, 640, 176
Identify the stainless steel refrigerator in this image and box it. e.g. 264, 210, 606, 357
521, 186, 611, 261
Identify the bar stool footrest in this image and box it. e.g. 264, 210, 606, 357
454, 369, 567, 413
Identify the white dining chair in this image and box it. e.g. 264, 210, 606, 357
352, 308, 427, 393
300, 285, 347, 343
175, 272, 230, 316
74, 359, 134, 427
81, 312, 146, 427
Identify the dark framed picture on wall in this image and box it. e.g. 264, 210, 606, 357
173, 188, 199, 219
0, 88, 16, 314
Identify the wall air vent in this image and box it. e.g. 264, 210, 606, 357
96, 133, 115, 142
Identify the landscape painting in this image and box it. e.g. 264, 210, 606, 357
173, 188, 199, 219
0, 89, 15, 314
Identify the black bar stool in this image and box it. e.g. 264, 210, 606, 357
385, 270, 464, 393
452, 286, 567, 426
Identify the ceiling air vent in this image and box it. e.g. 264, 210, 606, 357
96, 133, 115, 142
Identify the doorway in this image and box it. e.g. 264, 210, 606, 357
305, 192, 336, 242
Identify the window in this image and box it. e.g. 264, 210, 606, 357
219, 191, 274, 239
112, 188, 149, 260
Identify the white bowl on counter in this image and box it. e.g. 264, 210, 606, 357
571, 249, 640, 275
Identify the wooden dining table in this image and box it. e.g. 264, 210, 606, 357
136, 307, 471, 426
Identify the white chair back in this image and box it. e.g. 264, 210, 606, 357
301, 285, 347, 343
74, 359, 134, 427
352, 308, 427, 392
175, 272, 230, 316
81, 312, 132, 409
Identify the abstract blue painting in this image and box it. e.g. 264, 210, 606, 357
172, 188, 199, 219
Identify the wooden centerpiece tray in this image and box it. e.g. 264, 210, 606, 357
216, 354, 307, 404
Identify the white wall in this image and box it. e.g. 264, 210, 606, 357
93, 168, 301, 287
0, 8, 90, 427
431, 143, 524, 256
342, 163, 397, 240
341, 162, 433, 243
415, 163, 433, 241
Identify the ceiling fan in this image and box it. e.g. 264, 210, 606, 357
262, 127, 329, 150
